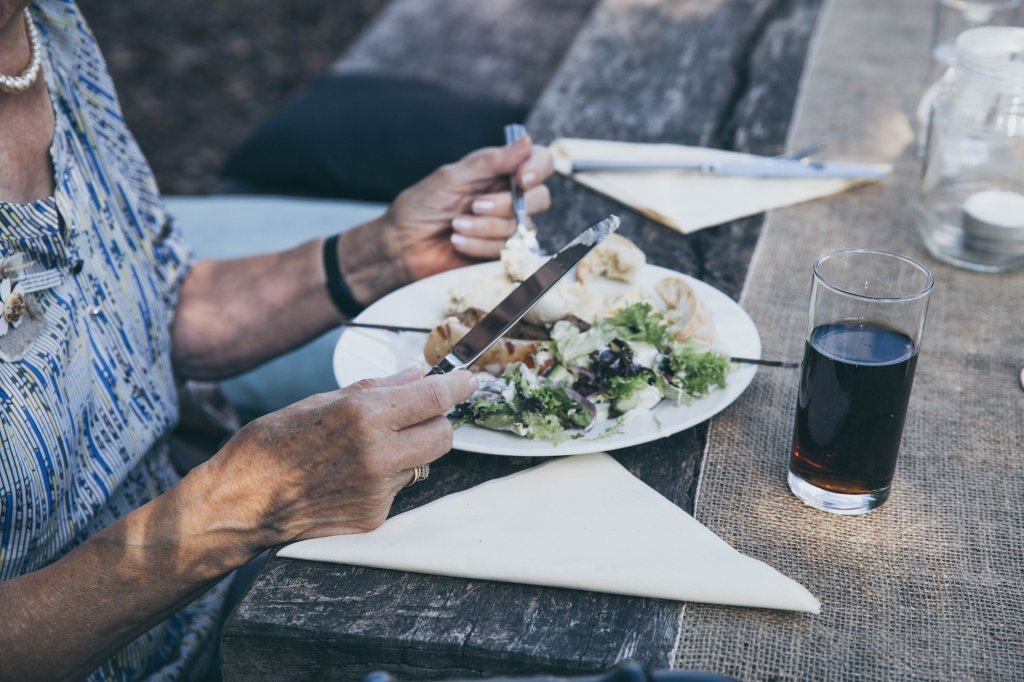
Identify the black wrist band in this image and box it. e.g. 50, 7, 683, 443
323, 234, 366, 318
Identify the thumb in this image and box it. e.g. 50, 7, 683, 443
455, 135, 532, 182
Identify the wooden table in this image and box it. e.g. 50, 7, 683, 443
221, 1, 824, 679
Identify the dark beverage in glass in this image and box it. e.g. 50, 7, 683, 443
788, 249, 932, 515
791, 321, 918, 497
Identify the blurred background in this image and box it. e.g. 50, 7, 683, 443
78, 0, 388, 195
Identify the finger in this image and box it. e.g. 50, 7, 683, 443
378, 370, 478, 429
470, 184, 552, 217
451, 136, 532, 184
451, 215, 516, 240
393, 415, 454, 471
515, 145, 555, 189
450, 234, 506, 260
338, 366, 421, 396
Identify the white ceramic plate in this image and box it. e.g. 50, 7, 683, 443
333, 262, 760, 456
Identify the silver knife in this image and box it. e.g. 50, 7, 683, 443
427, 215, 620, 375
570, 157, 889, 180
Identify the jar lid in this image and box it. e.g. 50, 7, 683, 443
956, 27, 1024, 86
962, 190, 1024, 255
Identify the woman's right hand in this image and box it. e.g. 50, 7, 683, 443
0, 366, 476, 682
199, 367, 478, 553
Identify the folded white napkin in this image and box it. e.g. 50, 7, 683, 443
279, 453, 820, 613
551, 138, 888, 234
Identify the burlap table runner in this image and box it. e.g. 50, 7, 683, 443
674, 0, 1024, 678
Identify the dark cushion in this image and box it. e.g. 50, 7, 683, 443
222, 75, 529, 203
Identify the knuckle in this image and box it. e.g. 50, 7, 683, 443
360, 398, 386, 424
478, 148, 502, 168
351, 447, 390, 480
424, 380, 450, 415
339, 396, 383, 437
347, 378, 378, 394
437, 419, 455, 448
435, 163, 459, 183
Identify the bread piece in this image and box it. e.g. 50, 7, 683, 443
526, 280, 602, 325
601, 288, 652, 317
576, 234, 646, 284
653, 277, 716, 343
423, 316, 541, 372
445, 273, 515, 317
501, 242, 547, 282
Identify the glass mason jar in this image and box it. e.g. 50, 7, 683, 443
916, 27, 1024, 272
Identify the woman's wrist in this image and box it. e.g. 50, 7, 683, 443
336, 213, 409, 307
172, 441, 274, 574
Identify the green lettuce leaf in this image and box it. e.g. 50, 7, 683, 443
667, 341, 731, 397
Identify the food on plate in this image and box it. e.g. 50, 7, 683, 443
448, 302, 732, 442
446, 262, 599, 328
445, 273, 516, 318
430, 234, 729, 442
444, 234, 716, 336
501, 240, 548, 283
576, 233, 646, 284
654, 276, 716, 343
423, 315, 544, 372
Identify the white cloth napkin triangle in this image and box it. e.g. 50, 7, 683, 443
551, 138, 887, 235
279, 453, 820, 613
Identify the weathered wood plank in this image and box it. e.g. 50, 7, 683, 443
332, 0, 599, 108
222, 1, 823, 679
529, 0, 824, 298
221, 450, 680, 681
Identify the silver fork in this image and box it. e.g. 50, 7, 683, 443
776, 138, 828, 165
503, 124, 542, 254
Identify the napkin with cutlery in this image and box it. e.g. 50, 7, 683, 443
279, 452, 821, 613
551, 138, 890, 234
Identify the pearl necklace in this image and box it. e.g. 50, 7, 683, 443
0, 10, 42, 94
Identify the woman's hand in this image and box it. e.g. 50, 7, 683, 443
337, 136, 554, 306
204, 367, 478, 549
0, 368, 477, 682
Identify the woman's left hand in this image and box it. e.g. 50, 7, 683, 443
337, 136, 553, 306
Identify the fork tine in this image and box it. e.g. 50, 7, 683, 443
777, 138, 828, 162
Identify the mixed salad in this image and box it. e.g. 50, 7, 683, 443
449, 302, 732, 443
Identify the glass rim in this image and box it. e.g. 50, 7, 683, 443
813, 248, 935, 303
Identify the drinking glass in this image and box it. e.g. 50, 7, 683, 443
788, 249, 934, 515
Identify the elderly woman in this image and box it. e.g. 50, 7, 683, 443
0, 1, 553, 679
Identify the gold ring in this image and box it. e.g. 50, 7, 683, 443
406, 463, 430, 488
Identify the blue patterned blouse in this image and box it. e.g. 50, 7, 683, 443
0, 2, 228, 678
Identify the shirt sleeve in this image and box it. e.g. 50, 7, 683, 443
151, 210, 196, 316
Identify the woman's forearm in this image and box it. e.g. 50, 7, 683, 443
171, 233, 343, 380
0, 455, 262, 681
170, 215, 408, 381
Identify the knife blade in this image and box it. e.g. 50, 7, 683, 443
427, 215, 621, 375
570, 157, 890, 180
